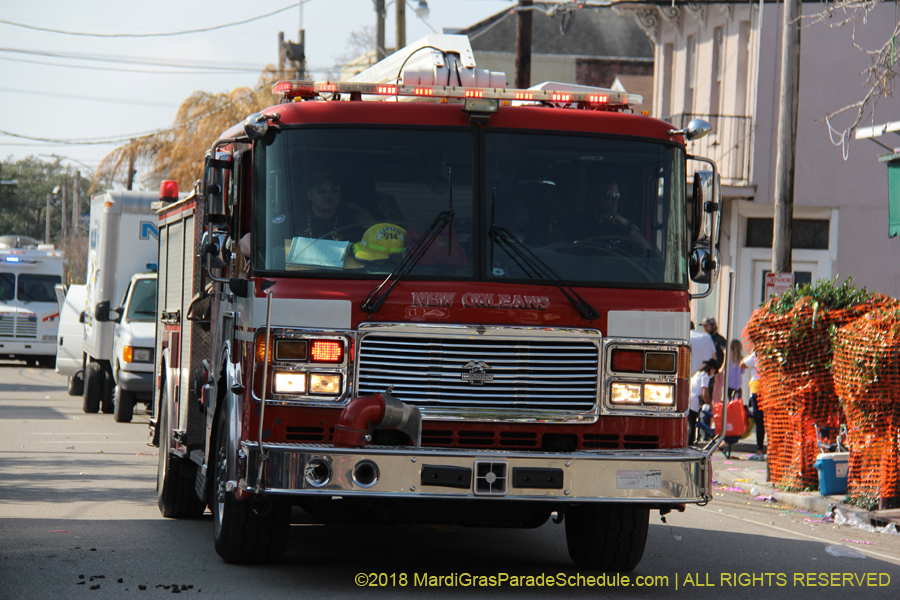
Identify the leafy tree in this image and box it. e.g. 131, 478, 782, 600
0, 156, 91, 283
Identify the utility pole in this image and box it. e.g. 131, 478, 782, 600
375, 0, 386, 61
396, 0, 406, 50
45, 193, 51, 244
515, 0, 533, 89
61, 177, 68, 241
278, 31, 286, 78
126, 145, 135, 191
73, 169, 80, 235
772, 0, 801, 274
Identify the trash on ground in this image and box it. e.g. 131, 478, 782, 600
825, 545, 867, 558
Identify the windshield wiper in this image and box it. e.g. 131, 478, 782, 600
361, 168, 456, 314
488, 193, 598, 321
360, 210, 454, 314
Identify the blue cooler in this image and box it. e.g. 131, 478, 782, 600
814, 452, 850, 496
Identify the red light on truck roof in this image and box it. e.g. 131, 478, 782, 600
319, 83, 337, 92
311, 340, 343, 363
465, 89, 484, 98
514, 91, 533, 100
550, 93, 571, 103
376, 85, 397, 95
588, 94, 608, 104
414, 87, 434, 96
159, 180, 179, 200
273, 81, 293, 94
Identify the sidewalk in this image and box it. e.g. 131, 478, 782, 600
711, 438, 900, 528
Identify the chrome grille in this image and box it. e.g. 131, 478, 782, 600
0, 315, 13, 337
16, 315, 37, 338
357, 334, 600, 413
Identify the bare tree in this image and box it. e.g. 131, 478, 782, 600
330, 26, 378, 79
803, 1, 900, 146
91, 69, 280, 194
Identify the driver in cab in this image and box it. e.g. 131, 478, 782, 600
576, 173, 651, 252
303, 171, 371, 241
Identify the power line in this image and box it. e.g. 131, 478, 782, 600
0, 86, 177, 108
0, 55, 262, 75
0, 3, 300, 38
0, 47, 265, 72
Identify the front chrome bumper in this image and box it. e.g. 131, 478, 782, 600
239, 443, 712, 504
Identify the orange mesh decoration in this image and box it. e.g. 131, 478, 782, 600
833, 302, 900, 509
743, 293, 888, 491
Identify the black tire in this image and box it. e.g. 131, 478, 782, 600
25, 358, 38, 368
114, 384, 135, 423
68, 371, 84, 397
82, 360, 102, 413
213, 416, 290, 564
156, 386, 206, 518
565, 504, 650, 572
100, 365, 114, 414
39, 355, 56, 369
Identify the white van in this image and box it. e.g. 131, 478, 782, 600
54, 283, 87, 395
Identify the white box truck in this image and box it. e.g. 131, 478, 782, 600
82, 191, 159, 414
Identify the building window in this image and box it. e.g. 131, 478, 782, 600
745, 218, 830, 249
684, 35, 697, 113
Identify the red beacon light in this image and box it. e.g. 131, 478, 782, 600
465, 89, 485, 98
159, 180, 179, 201
376, 85, 398, 95
588, 94, 609, 104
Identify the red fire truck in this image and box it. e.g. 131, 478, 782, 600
153, 35, 721, 570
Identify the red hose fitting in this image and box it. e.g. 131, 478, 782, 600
333, 393, 386, 448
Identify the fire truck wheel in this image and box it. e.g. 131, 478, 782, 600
564, 504, 649, 572
82, 360, 102, 413
213, 417, 290, 564
114, 385, 135, 423
157, 386, 206, 519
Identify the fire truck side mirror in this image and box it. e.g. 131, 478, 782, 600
203, 156, 231, 224
689, 170, 720, 285
227, 278, 249, 298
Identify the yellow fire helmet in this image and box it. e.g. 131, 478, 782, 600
352, 223, 407, 261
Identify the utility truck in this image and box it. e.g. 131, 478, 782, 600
82, 190, 160, 414
0, 235, 64, 367
153, 35, 722, 571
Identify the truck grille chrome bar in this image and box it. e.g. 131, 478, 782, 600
357, 333, 600, 418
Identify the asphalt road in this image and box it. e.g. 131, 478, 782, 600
2, 361, 900, 599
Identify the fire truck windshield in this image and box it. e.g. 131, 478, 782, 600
252, 127, 687, 287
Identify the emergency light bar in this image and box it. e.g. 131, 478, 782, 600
272, 80, 638, 108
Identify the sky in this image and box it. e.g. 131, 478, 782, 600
0, 0, 513, 178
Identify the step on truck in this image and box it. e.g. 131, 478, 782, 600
153, 34, 722, 570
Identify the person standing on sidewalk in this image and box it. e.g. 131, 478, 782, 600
690, 321, 716, 374
727, 339, 746, 401
689, 360, 717, 446
702, 317, 727, 401
743, 350, 765, 460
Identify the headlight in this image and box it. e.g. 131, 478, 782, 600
273, 371, 307, 394
123, 346, 153, 363
310, 373, 341, 394
610, 382, 642, 404
643, 383, 675, 405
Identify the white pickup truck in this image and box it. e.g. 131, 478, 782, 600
109, 271, 157, 422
